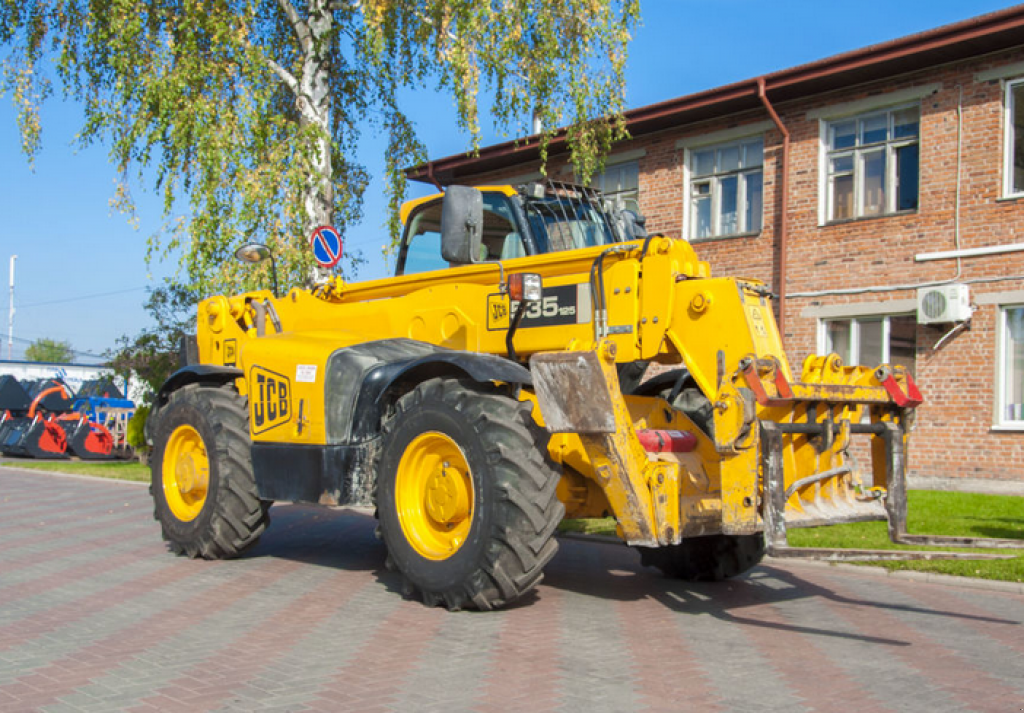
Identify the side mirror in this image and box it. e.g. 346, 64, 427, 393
441, 185, 484, 264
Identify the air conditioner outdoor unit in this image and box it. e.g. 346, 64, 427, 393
916, 284, 971, 324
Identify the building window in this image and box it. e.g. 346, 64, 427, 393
825, 106, 919, 221
821, 314, 917, 375
998, 306, 1024, 425
592, 162, 640, 213
1005, 81, 1024, 197
688, 137, 763, 239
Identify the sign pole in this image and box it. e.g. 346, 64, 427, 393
7, 255, 15, 361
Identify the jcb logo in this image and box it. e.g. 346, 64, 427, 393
250, 367, 291, 434
491, 300, 508, 322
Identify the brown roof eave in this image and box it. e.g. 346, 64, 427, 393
408, 4, 1024, 185
406, 79, 764, 185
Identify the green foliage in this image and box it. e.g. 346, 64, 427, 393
127, 404, 150, 449
2, 0, 639, 295
24, 337, 75, 363
106, 281, 197, 403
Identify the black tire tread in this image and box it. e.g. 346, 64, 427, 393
152, 384, 269, 560
379, 378, 563, 611
638, 534, 766, 581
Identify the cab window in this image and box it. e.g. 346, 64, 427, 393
400, 201, 446, 275
524, 196, 617, 253
398, 192, 527, 275
481, 193, 526, 261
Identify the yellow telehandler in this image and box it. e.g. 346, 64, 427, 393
149, 181, 987, 611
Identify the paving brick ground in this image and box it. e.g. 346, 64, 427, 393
1, 466, 1022, 713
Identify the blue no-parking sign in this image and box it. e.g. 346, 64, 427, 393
310, 225, 343, 269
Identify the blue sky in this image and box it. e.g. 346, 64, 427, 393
0, 0, 1016, 363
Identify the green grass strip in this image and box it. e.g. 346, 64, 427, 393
563, 490, 1024, 583
1, 459, 150, 483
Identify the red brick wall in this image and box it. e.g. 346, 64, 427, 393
455, 47, 1024, 482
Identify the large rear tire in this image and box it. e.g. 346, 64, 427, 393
150, 384, 270, 559
638, 534, 765, 581
377, 378, 563, 610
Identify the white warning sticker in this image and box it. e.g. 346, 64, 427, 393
295, 364, 318, 383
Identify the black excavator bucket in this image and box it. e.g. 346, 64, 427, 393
59, 415, 115, 459
1, 378, 72, 459
0, 375, 32, 451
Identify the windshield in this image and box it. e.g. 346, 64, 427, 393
521, 183, 621, 254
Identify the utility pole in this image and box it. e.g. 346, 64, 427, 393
8, 255, 15, 361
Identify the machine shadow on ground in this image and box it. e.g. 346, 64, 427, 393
241, 504, 1020, 640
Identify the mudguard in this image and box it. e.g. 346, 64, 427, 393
148, 365, 243, 446
154, 365, 244, 408
253, 339, 531, 508
325, 339, 531, 444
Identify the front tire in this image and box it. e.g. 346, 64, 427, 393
151, 384, 270, 559
377, 378, 563, 610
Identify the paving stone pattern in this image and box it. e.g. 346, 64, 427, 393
1, 467, 1022, 712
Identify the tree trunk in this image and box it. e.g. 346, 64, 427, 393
299, 0, 334, 282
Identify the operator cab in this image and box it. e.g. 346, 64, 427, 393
399, 190, 525, 274
395, 181, 646, 276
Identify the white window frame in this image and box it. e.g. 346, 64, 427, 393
817, 313, 915, 367
995, 304, 1024, 429
822, 104, 920, 223
1003, 79, 1024, 199
682, 137, 764, 241
592, 160, 640, 213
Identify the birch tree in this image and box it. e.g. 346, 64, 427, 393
1, 0, 639, 293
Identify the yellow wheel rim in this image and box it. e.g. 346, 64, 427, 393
162, 424, 210, 522
395, 431, 474, 560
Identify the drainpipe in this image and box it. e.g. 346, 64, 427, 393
757, 77, 789, 340
425, 161, 443, 192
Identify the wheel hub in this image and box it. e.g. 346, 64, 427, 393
394, 431, 474, 560
174, 451, 208, 495
162, 424, 210, 522
424, 462, 470, 525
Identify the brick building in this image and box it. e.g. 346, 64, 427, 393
407, 7, 1024, 486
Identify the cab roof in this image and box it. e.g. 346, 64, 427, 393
399, 185, 519, 225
